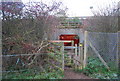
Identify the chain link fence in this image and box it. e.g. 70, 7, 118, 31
87, 31, 118, 70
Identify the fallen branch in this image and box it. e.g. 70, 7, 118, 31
27, 42, 50, 66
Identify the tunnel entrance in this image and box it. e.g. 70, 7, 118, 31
59, 34, 79, 46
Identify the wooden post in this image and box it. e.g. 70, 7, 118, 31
69, 55, 72, 65
78, 44, 80, 65
61, 43, 64, 71
75, 44, 77, 69
80, 44, 83, 69
71, 40, 74, 46
71, 40, 74, 66
83, 31, 88, 68
52, 45, 55, 55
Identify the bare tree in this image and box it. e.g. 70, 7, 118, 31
85, 1, 119, 32
2, 1, 67, 69
2, 0, 67, 53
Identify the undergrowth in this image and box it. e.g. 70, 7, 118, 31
3, 67, 63, 79
2, 52, 64, 79
75, 57, 118, 79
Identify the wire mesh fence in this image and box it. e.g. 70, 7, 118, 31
86, 31, 118, 70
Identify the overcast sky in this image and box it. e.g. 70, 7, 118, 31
22, 0, 120, 17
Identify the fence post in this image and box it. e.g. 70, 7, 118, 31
118, 2, 120, 78
118, 31, 120, 77
75, 44, 77, 69
83, 31, 88, 68
0, 20, 2, 80
78, 44, 80, 68
61, 43, 64, 71
80, 43, 83, 69
71, 40, 74, 46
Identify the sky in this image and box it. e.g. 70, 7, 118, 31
22, 0, 120, 17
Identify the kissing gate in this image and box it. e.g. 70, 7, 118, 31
48, 17, 88, 70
